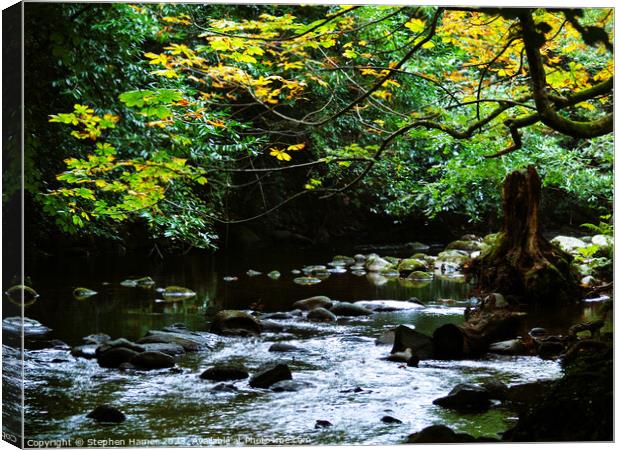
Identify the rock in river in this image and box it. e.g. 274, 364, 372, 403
292, 295, 332, 311
130, 351, 175, 370
97, 338, 145, 354
355, 300, 424, 312
210, 310, 261, 336
381, 416, 403, 424
432, 383, 491, 412
269, 342, 304, 353
307, 307, 337, 322
249, 362, 292, 389
200, 364, 249, 381
141, 343, 185, 356
86, 405, 126, 423
3, 317, 51, 337
83, 333, 111, 345
138, 330, 213, 352
329, 301, 373, 317
488, 339, 528, 356
391, 325, 434, 359
407, 425, 488, 443
97, 347, 140, 369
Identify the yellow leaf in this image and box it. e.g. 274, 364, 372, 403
405, 18, 426, 33
287, 143, 305, 151
269, 148, 292, 161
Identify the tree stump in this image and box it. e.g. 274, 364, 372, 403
468, 165, 580, 304
432, 310, 527, 359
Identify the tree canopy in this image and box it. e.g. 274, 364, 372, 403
24, 4, 613, 250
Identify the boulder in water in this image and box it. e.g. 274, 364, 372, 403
407, 270, 433, 280
141, 343, 185, 356
200, 364, 249, 381
432, 383, 491, 412
329, 301, 373, 317
210, 310, 261, 336
381, 416, 403, 424
71, 345, 98, 359
130, 351, 175, 370
406, 425, 480, 443
3, 317, 51, 337
365, 255, 392, 272
138, 330, 207, 352
97, 347, 140, 368
355, 300, 424, 312
269, 342, 304, 353
249, 362, 292, 388
83, 333, 111, 345
315, 420, 333, 429
292, 296, 332, 311
391, 325, 434, 359
307, 307, 337, 322
97, 338, 145, 354
86, 405, 126, 423
397, 258, 427, 274
488, 339, 528, 355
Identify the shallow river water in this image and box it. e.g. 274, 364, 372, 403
4, 243, 600, 446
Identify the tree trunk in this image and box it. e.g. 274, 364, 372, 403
468, 165, 580, 304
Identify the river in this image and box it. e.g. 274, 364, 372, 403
3, 242, 602, 446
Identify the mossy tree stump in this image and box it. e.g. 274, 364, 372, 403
468, 165, 580, 304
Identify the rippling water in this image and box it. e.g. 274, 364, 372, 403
4, 243, 594, 446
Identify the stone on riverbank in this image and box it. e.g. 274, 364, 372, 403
407, 425, 496, 443
432, 384, 491, 412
